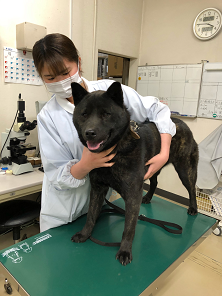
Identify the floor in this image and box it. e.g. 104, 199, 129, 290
0, 198, 222, 296
143, 232, 222, 296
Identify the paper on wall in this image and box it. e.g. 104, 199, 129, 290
4, 46, 43, 86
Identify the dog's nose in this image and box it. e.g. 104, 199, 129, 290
85, 129, 96, 139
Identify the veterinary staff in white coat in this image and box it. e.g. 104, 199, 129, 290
33, 33, 176, 232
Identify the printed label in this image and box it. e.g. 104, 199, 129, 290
1, 234, 52, 264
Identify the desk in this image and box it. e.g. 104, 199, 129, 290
0, 196, 217, 296
0, 168, 43, 203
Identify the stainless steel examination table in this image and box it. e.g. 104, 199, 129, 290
0, 195, 217, 296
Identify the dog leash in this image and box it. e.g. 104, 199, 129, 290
90, 198, 183, 247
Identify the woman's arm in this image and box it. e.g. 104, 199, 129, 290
144, 133, 172, 180
37, 110, 87, 190
121, 84, 176, 137
119, 84, 175, 180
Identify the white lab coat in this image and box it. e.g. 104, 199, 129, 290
38, 78, 176, 232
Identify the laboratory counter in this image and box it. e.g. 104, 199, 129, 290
0, 168, 43, 203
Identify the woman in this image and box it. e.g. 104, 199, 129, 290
33, 33, 176, 232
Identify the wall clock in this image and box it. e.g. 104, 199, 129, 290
193, 8, 222, 40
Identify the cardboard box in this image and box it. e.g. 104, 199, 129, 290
108, 55, 123, 77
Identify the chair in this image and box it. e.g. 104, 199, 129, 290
0, 200, 41, 244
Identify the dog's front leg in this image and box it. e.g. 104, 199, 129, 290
71, 184, 109, 243
116, 195, 142, 266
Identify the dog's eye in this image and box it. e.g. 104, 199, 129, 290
81, 112, 87, 118
103, 112, 111, 118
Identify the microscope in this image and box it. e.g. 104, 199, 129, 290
1, 94, 37, 175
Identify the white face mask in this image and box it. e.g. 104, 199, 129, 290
45, 66, 82, 99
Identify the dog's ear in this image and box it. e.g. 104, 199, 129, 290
106, 82, 124, 107
71, 82, 88, 106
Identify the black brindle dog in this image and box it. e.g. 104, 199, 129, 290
71, 81, 198, 265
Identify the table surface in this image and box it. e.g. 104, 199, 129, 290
0, 168, 43, 195
0, 196, 216, 296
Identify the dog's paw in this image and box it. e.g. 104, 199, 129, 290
116, 250, 132, 266
142, 196, 152, 204
71, 232, 89, 243
187, 207, 198, 216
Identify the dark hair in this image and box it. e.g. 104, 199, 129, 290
32, 33, 79, 78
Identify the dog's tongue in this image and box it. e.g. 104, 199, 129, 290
87, 141, 103, 150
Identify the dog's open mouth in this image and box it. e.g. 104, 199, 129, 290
87, 140, 104, 150
86, 134, 110, 151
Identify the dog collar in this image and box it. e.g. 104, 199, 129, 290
130, 120, 140, 139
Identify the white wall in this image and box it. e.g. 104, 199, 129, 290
141, 0, 222, 198
95, 0, 143, 87
0, 0, 71, 149
70, 0, 96, 81
0, 0, 143, 150
70, 0, 144, 84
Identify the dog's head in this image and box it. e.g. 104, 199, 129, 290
72, 81, 130, 153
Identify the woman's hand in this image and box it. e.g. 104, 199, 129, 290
144, 153, 169, 180
144, 133, 172, 180
71, 146, 116, 180
81, 146, 116, 171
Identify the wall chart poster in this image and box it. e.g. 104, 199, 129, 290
4, 46, 43, 86
197, 63, 222, 120
137, 64, 203, 117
